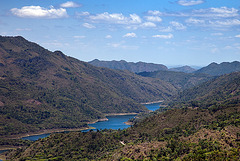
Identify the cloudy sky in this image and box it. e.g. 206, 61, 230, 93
1, 0, 240, 66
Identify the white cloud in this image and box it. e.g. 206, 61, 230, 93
178, 0, 204, 6
153, 7, 239, 19
210, 19, 240, 27
186, 18, 205, 24
193, 7, 239, 18
130, 14, 142, 24
210, 7, 238, 15
89, 12, 141, 24
10, 6, 68, 18
141, 22, 156, 28
170, 21, 186, 30
159, 27, 173, 32
60, 1, 81, 8
82, 23, 96, 29
76, 11, 90, 17
105, 35, 112, 39
107, 42, 139, 50
147, 10, 162, 16
152, 33, 173, 39
145, 16, 162, 22
123, 32, 137, 38
235, 35, 240, 38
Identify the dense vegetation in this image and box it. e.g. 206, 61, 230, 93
138, 70, 212, 89
169, 72, 240, 109
3, 70, 240, 160
0, 36, 177, 136
4, 105, 240, 160
88, 59, 168, 73
89, 59, 198, 74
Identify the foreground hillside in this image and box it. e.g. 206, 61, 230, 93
0, 36, 177, 136
4, 71, 240, 160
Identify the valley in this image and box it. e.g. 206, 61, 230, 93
0, 36, 239, 160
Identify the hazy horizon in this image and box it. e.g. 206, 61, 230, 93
1, 0, 240, 66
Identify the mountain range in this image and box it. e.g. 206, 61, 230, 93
89, 59, 198, 73
88, 59, 168, 73
0, 35, 240, 160
0, 36, 177, 136
194, 61, 240, 76
89, 59, 240, 76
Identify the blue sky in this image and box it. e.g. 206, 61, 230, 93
0, 0, 240, 66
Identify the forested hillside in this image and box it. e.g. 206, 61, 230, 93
88, 59, 168, 73
4, 67, 240, 160
138, 70, 212, 89
0, 36, 177, 136
169, 65, 196, 73
169, 72, 240, 109
195, 61, 240, 76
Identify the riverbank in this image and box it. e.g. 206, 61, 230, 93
87, 118, 109, 124
124, 121, 134, 125
105, 112, 138, 116
1, 114, 137, 140
0, 126, 95, 155
0, 113, 140, 154
141, 100, 163, 105
1, 127, 93, 140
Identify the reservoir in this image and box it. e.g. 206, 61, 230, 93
0, 102, 161, 158
144, 102, 162, 111
21, 103, 161, 141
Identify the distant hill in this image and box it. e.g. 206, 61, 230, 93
0, 36, 177, 136
138, 70, 212, 89
169, 65, 196, 73
88, 59, 168, 73
195, 61, 240, 76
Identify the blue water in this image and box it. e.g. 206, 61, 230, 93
0, 150, 8, 159
19, 103, 161, 141
21, 133, 51, 141
0, 103, 161, 156
144, 102, 161, 111
82, 114, 136, 132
